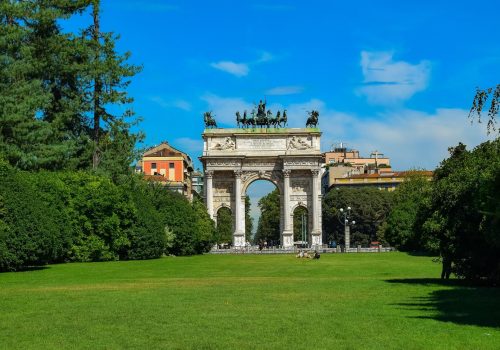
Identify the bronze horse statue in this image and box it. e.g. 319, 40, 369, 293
236, 111, 242, 128
204, 111, 217, 128
306, 110, 319, 128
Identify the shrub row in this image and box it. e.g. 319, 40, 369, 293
0, 160, 215, 271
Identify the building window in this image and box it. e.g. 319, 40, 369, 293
151, 162, 157, 169
169, 162, 175, 169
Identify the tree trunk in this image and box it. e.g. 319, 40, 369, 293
92, 0, 102, 170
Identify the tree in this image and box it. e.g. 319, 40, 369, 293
469, 85, 499, 134
255, 188, 280, 245
191, 198, 215, 252
323, 187, 394, 246
0, 1, 141, 174
0, 1, 62, 170
84, 0, 142, 172
215, 207, 233, 245
293, 206, 308, 242
383, 172, 437, 252
245, 195, 253, 242
422, 140, 500, 282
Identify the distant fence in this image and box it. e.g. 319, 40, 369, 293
209, 245, 394, 254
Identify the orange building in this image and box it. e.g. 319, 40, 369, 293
137, 142, 194, 199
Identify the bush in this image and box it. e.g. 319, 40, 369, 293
0, 161, 68, 271
0, 163, 216, 271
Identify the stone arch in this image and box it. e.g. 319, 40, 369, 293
241, 171, 283, 196
201, 128, 323, 249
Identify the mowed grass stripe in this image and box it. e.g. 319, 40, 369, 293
0, 253, 499, 350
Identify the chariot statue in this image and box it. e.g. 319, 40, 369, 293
306, 110, 319, 128
204, 111, 217, 128
235, 99, 288, 129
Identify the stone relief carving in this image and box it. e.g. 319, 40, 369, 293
291, 180, 309, 193
287, 136, 312, 150
240, 170, 283, 183
214, 182, 233, 194
207, 160, 241, 167
291, 195, 309, 201
241, 171, 255, 183
238, 138, 286, 150
214, 197, 231, 203
211, 137, 235, 150
243, 160, 277, 167
283, 159, 317, 166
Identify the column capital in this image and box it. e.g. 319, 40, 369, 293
283, 169, 291, 178
233, 170, 242, 178
205, 170, 214, 178
311, 169, 320, 176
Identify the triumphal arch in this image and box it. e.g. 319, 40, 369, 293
200, 127, 323, 248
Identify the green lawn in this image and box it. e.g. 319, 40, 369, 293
0, 253, 499, 349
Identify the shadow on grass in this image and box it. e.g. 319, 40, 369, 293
1, 265, 50, 273
386, 278, 500, 328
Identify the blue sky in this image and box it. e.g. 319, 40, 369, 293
66, 1, 498, 230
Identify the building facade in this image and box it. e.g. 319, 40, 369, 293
322, 144, 393, 193
137, 142, 194, 199
326, 170, 433, 192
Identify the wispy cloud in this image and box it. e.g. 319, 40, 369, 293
210, 51, 275, 77
201, 93, 254, 125
318, 105, 490, 170
172, 100, 192, 111
173, 137, 203, 154
265, 85, 303, 95
357, 51, 431, 105
256, 51, 274, 63
210, 61, 249, 77
149, 96, 191, 111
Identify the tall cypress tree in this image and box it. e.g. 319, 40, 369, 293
0, 1, 142, 176
0, 1, 51, 169
85, 0, 142, 176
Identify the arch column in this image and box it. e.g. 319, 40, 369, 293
205, 170, 214, 220
233, 170, 245, 247
281, 169, 293, 248
310, 169, 322, 247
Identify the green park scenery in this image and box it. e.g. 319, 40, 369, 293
1, 253, 499, 349
1, 2, 500, 348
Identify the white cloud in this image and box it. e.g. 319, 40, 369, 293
318, 105, 491, 170
257, 51, 274, 63
199, 93, 490, 170
265, 85, 303, 95
201, 93, 254, 125
172, 99, 192, 111
284, 99, 326, 127
358, 51, 431, 105
210, 61, 249, 77
149, 96, 191, 111
173, 137, 203, 154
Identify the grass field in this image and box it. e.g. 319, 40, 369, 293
0, 253, 499, 349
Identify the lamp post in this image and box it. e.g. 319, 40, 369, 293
339, 207, 355, 252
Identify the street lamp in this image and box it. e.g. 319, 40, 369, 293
339, 207, 355, 251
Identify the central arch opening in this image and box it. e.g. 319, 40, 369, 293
245, 179, 281, 247
293, 206, 309, 247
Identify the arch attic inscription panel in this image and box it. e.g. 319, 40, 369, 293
201, 128, 323, 248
